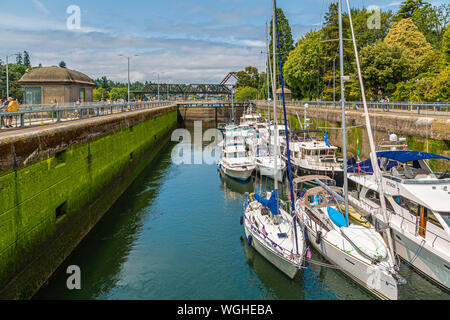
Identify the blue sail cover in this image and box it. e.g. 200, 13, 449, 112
254, 190, 279, 215
347, 151, 450, 173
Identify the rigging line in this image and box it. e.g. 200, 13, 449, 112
317, 124, 364, 130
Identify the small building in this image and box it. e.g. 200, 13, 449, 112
18, 66, 96, 105
276, 87, 292, 101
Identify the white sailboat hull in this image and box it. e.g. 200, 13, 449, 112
243, 220, 301, 279
304, 225, 398, 300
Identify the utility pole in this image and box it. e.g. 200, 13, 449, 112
118, 54, 139, 102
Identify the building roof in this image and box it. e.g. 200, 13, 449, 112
276, 88, 291, 94
18, 66, 96, 86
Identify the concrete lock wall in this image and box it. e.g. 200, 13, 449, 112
0, 106, 177, 299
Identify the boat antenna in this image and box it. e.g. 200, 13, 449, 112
274, 0, 300, 254
344, 0, 397, 268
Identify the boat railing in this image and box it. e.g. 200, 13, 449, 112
396, 212, 450, 249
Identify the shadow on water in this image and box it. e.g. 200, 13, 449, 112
33, 142, 177, 299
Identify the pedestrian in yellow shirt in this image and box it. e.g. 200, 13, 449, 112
7, 98, 20, 128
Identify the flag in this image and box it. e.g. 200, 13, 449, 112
356, 137, 360, 158
357, 163, 361, 173
324, 131, 330, 147
306, 247, 312, 259
289, 249, 293, 260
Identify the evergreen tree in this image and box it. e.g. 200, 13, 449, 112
23, 51, 31, 67
59, 61, 67, 68
16, 53, 23, 65
269, 8, 294, 87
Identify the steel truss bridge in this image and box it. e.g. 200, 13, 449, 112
133, 72, 239, 99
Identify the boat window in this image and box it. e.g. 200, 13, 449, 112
428, 211, 444, 229
440, 215, 450, 229
385, 198, 395, 213
366, 190, 380, 205
397, 196, 420, 215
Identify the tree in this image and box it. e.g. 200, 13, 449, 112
109, 87, 128, 100
396, 0, 424, 19
395, 1, 449, 49
358, 41, 412, 99
235, 66, 260, 89
443, 25, 450, 64
234, 86, 258, 101
269, 8, 294, 87
283, 30, 322, 100
93, 88, 109, 101
59, 61, 67, 68
23, 51, 31, 67
16, 53, 23, 65
384, 18, 435, 76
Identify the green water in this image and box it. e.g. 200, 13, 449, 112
33, 139, 449, 300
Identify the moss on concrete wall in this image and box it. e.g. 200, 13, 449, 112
0, 110, 177, 299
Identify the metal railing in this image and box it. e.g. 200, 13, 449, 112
254, 100, 450, 116
0, 101, 174, 130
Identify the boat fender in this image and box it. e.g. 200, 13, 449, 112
303, 225, 308, 241
315, 231, 322, 245
247, 234, 253, 245
240, 215, 244, 225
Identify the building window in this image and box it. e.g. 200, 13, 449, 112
80, 88, 85, 102
23, 87, 41, 105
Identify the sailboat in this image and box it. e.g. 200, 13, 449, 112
242, 0, 305, 279
294, 0, 403, 300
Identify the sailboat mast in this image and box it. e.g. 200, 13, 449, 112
266, 21, 271, 122
344, 0, 397, 266
338, 0, 349, 225
272, 0, 279, 190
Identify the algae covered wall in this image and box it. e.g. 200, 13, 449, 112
0, 107, 177, 299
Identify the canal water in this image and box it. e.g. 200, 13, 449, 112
34, 136, 449, 300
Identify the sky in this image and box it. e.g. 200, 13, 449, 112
0, 0, 446, 84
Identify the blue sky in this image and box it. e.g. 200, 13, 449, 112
0, 0, 446, 83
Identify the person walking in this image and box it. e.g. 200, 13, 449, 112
7, 98, 20, 128
0, 99, 7, 128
